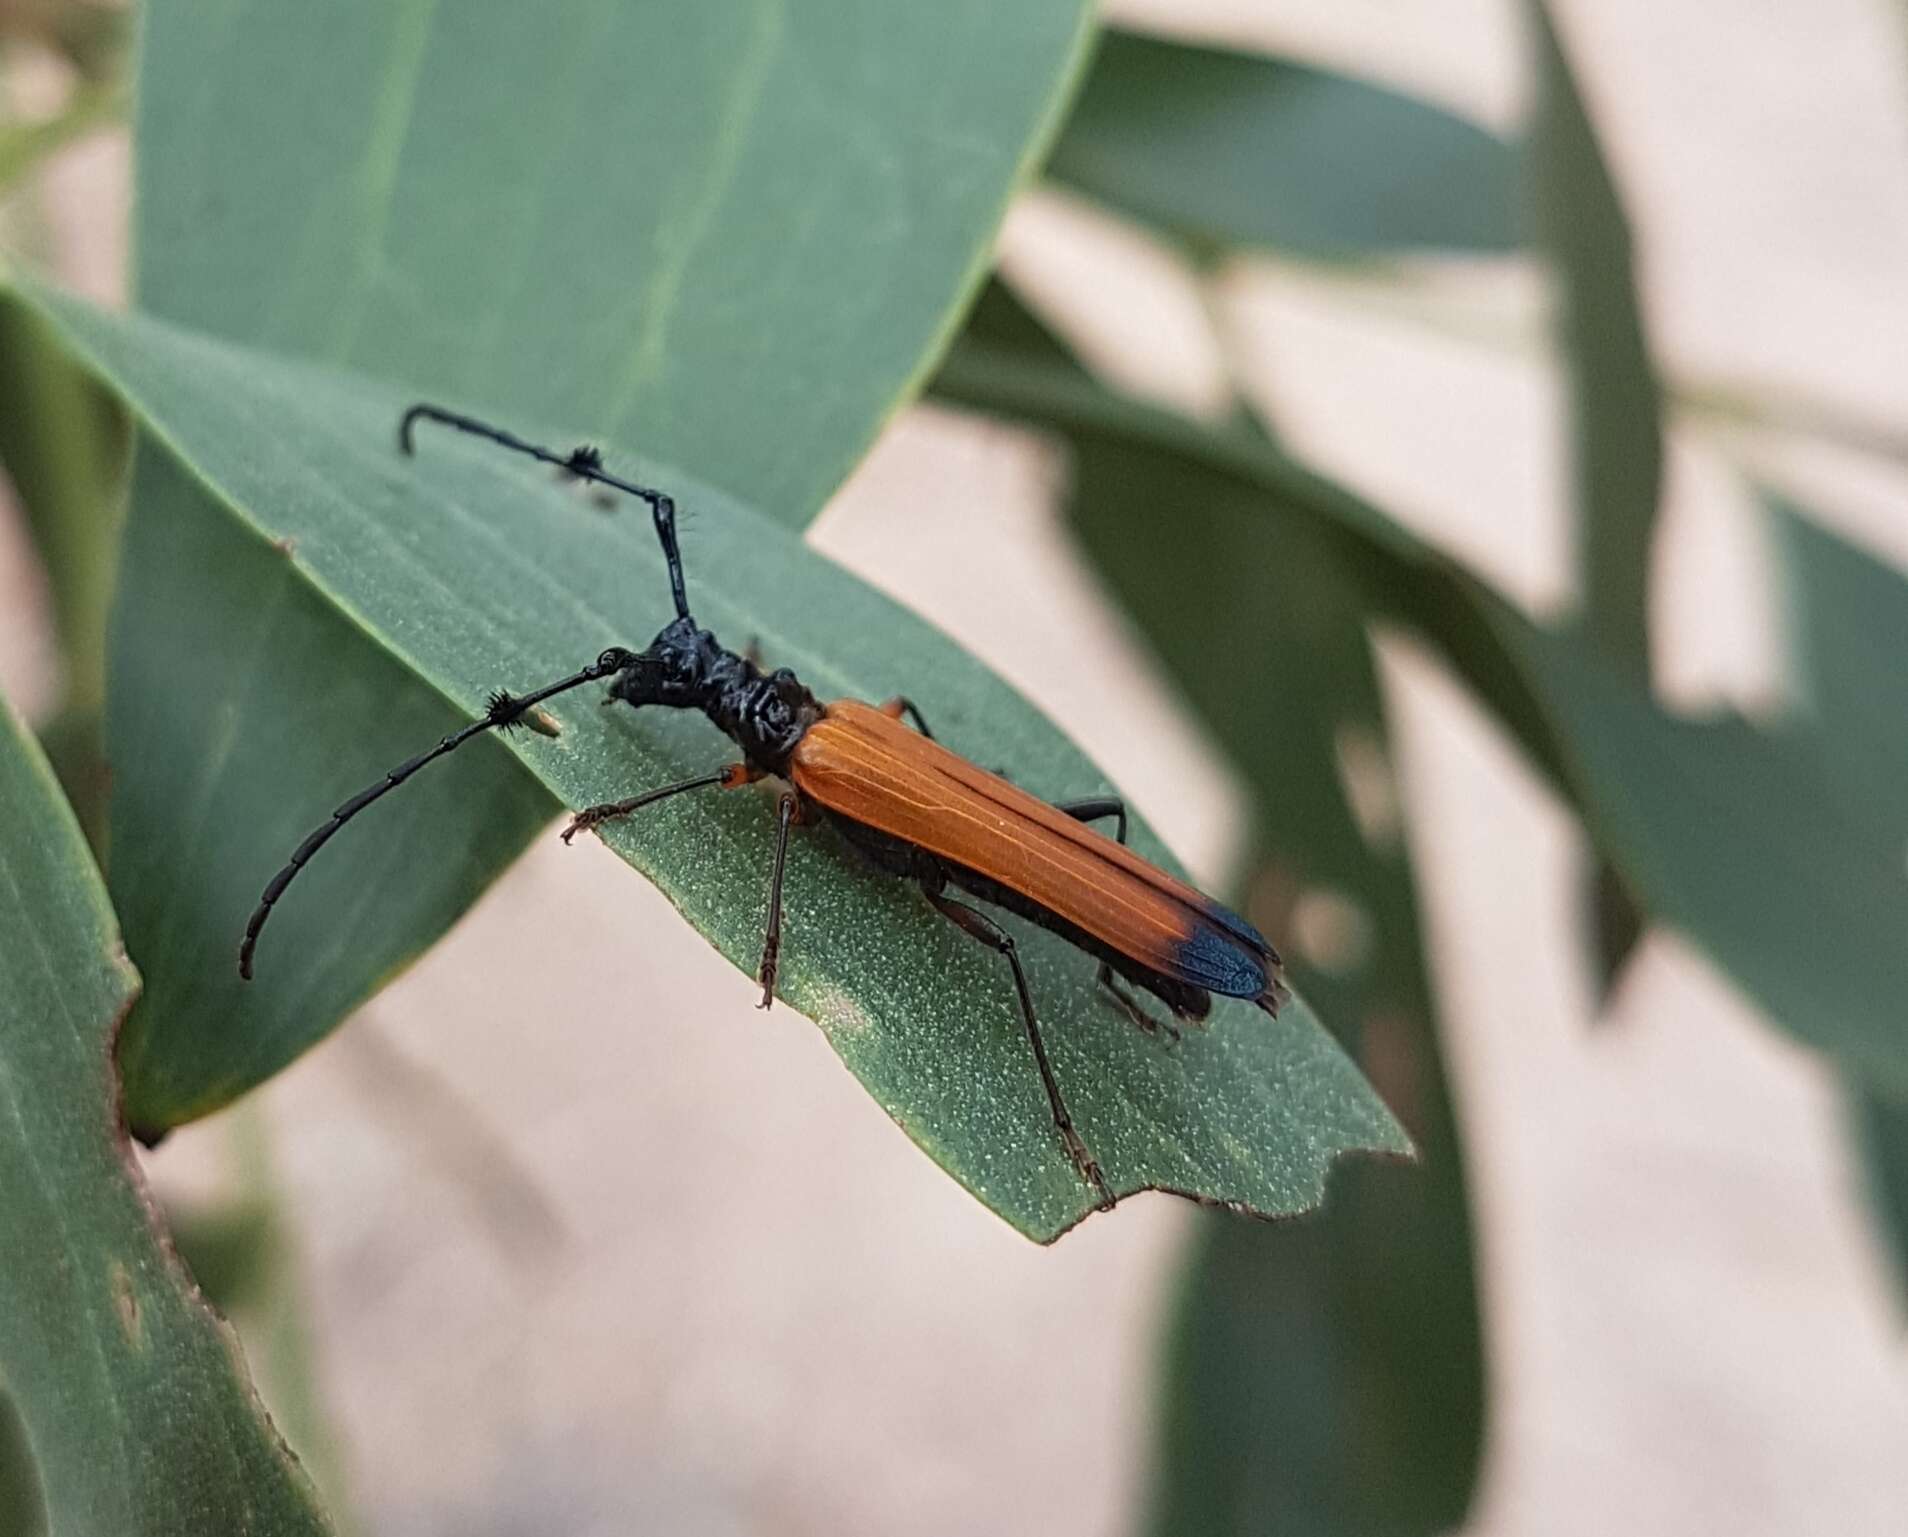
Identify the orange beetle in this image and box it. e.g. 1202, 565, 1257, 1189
241, 406, 1288, 1208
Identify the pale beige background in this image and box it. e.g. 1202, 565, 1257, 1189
3, 1, 1907, 1533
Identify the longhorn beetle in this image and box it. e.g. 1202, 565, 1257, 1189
239, 406, 1290, 1208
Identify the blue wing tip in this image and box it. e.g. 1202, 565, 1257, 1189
1199, 896, 1273, 958
1176, 925, 1273, 1000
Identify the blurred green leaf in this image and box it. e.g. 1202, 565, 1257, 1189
1513, 619, 1908, 1095
0, 240, 130, 704
22, 281, 1407, 1240
1769, 494, 1908, 825
1589, 856, 1645, 1004
166, 1201, 282, 1316
0, 684, 333, 1535
931, 341, 1578, 801
1070, 444, 1483, 1537
0, 1384, 47, 1537
936, 334, 1908, 1111
165, 1113, 355, 1528
957, 274, 1082, 372
1146, 1182, 1480, 1537
1853, 1087, 1908, 1304
1048, 27, 1520, 258
1768, 492, 1908, 1297
0, 285, 131, 838
1524, 0, 1664, 672
135, 0, 1095, 523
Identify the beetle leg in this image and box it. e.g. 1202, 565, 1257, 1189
1052, 794, 1127, 846
560, 763, 754, 845
756, 791, 800, 1009
922, 890, 1114, 1212
1052, 797, 1180, 1042
1094, 965, 1182, 1046
877, 695, 935, 739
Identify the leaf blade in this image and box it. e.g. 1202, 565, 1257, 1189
1069, 437, 1484, 1537
0, 685, 333, 1536
1768, 492, 1908, 1299
1511, 617, 1908, 1096
0, 288, 133, 839
1524, 0, 1665, 671
134, 0, 1097, 522
1049, 27, 1521, 258
931, 341, 1579, 800
1852, 1084, 1908, 1307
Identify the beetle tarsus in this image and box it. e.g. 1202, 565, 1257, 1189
559, 769, 734, 845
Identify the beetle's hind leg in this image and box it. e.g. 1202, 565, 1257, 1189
1049, 796, 1179, 1043
1096, 965, 1183, 1045
922, 888, 1113, 1212
1053, 794, 1127, 845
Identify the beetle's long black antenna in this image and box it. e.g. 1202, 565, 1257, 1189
237, 651, 631, 979
399, 403, 691, 622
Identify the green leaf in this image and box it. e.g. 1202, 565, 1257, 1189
1770, 495, 1908, 826
1047, 27, 1521, 259
1146, 1189, 1481, 1537
957, 274, 1082, 373
1589, 856, 1645, 1004
1768, 493, 1908, 1298
164, 1114, 355, 1528
22, 282, 1407, 1240
939, 300, 1908, 1117
0, 283, 130, 716
134, 0, 1097, 523
0, 282, 132, 839
0, 686, 333, 1534
1512, 618, 1908, 1095
1523, 0, 1664, 672
931, 341, 1580, 802
1069, 441, 1483, 1536
0, 1386, 47, 1537
1853, 1085, 1908, 1306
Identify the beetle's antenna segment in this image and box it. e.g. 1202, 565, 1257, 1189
399, 403, 692, 621
237, 651, 631, 979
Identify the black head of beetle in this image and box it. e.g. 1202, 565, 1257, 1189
603, 619, 821, 776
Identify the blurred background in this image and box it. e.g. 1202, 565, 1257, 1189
3, 0, 1907, 1533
